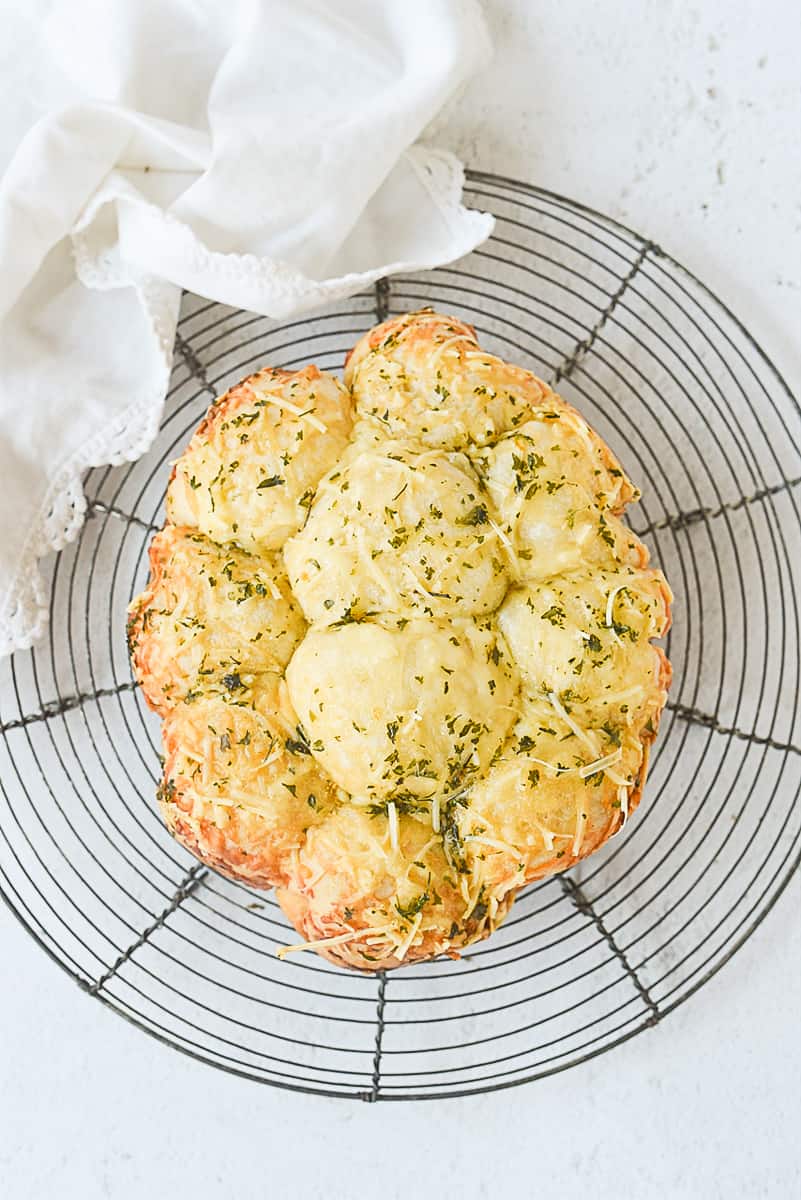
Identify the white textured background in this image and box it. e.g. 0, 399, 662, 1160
1, 2, 800, 1197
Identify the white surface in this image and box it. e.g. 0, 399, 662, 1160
1, 1, 800, 1197
0, 0, 491, 657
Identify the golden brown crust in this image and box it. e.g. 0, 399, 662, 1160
130, 309, 672, 971
159, 679, 343, 889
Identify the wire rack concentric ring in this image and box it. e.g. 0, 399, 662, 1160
2, 174, 800, 1100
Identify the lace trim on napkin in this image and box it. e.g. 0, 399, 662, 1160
0, 148, 493, 656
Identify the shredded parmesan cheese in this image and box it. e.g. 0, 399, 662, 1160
618, 784, 630, 823
605, 584, 627, 646
250, 387, 328, 433
530, 819, 560, 852
277, 925, 393, 959
578, 748, 623, 778
525, 755, 572, 776
403, 564, 434, 598
429, 334, 474, 369
547, 691, 600, 756
572, 800, 587, 856
387, 800, 399, 854
465, 834, 521, 858
595, 684, 646, 707
605, 768, 631, 787
394, 911, 423, 961
487, 517, 521, 577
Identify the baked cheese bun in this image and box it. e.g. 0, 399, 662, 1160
167, 365, 353, 551
130, 311, 672, 970
128, 526, 304, 715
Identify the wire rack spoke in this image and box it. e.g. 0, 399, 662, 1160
550, 240, 658, 385
560, 876, 660, 1025
82, 864, 207, 996
0, 681, 138, 734
667, 701, 801, 757
375, 276, 391, 323
173, 329, 218, 399
87, 500, 162, 534
1, 174, 799, 1099
366, 971, 388, 1103
633, 475, 801, 539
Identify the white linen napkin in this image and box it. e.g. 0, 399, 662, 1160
0, 0, 493, 656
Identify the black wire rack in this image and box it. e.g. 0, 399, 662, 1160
1, 173, 800, 1101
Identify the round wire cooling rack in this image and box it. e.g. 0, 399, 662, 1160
1, 173, 800, 1102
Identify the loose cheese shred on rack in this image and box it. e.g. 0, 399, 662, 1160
276, 926, 393, 960
547, 691, 600, 757
387, 801, 399, 854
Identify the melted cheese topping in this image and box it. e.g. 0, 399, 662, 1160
128, 526, 306, 715
285, 616, 519, 800
284, 444, 509, 622
476, 424, 643, 582
131, 308, 673, 971
166, 365, 353, 552
159, 677, 343, 889
344, 311, 551, 448
498, 568, 669, 722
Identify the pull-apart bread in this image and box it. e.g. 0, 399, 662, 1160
129, 310, 671, 970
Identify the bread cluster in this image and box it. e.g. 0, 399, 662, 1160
129, 310, 671, 970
